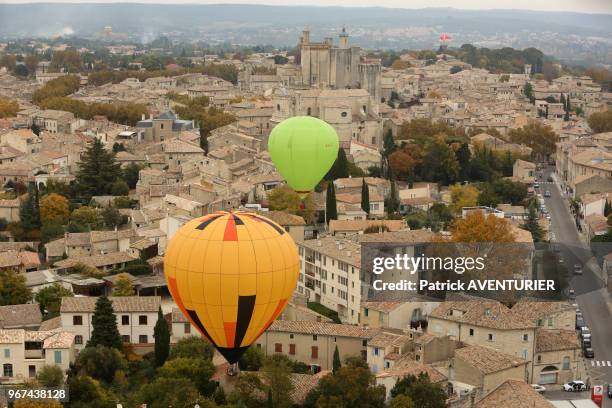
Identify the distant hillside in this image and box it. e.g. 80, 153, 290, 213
1, 4, 611, 63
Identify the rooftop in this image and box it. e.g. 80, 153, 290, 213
474, 379, 554, 408
455, 344, 528, 374
60, 296, 161, 313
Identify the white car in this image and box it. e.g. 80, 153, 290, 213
531, 384, 546, 394
563, 380, 587, 392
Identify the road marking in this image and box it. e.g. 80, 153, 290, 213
597, 361, 601, 367
592, 361, 595, 366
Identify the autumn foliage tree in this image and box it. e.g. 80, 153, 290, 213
267, 185, 315, 224
40, 193, 70, 224
0, 98, 19, 118
509, 122, 557, 160
588, 109, 612, 134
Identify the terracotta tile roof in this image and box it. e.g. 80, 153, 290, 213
60, 296, 161, 313
474, 379, 554, 408
376, 356, 447, 383
172, 307, 188, 323
455, 345, 527, 374
329, 219, 406, 233
535, 329, 581, 353
0, 250, 22, 268
368, 332, 410, 348
0, 329, 25, 344
163, 139, 204, 154
361, 301, 404, 313
53, 251, 137, 269
430, 300, 536, 330
255, 211, 305, 226
268, 320, 379, 339
296, 236, 361, 268
43, 331, 75, 349
38, 316, 62, 331
0, 303, 42, 329
510, 300, 575, 324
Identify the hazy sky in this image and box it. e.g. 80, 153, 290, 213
0, 0, 611, 14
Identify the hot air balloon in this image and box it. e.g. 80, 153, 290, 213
268, 116, 339, 198
164, 211, 300, 365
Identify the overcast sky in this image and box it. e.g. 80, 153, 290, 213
0, 0, 611, 14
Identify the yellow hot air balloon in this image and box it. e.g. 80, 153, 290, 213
164, 211, 299, 364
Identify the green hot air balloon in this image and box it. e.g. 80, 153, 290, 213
268, 116, 339, 198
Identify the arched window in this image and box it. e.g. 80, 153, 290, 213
276, 104, 281, 111
307, 107, 311, 116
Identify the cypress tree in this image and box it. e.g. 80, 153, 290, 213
522, 201, 543, 242
325, 148, 349, 180
153, 307, 170, 367
19, 183, 41, 233
566, 95, 571, 112
387, 179, 399, 214
383, 129, 396, 157
560, 94, 567, 111
88, 296, 122, 349
361, 178, 370, 215
332, 345, 341, 374
326, 182, 337, 223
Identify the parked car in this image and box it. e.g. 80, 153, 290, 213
563, 381, 587, 392
582, 338, 592, 349
581, 327, 591, 338
576, 316, 585, 330
607, 383, 612, 398
574, 264, 583, 275
531, 384, 546, 394
584, 347, 594, 358
534, 183, 540, 189
569, 289, 576, 300
544, 190, 551, 197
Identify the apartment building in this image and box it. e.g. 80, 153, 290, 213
295, 231, 434, 324
0, 329, 75, 383
59, 296, 161, 351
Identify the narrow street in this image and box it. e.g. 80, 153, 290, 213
542, 165, 612, 406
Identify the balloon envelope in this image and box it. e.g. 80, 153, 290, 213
268, 116, 339, 197
164, 211, 300, 363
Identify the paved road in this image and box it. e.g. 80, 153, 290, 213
541, 165, 612, 406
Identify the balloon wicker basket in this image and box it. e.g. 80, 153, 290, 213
227, 362, 239, 377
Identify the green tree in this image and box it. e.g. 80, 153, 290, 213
326, 148, 349, 180
213, 385, 227, 405
110, 180, 129, 196
390, 373, 447, 408
87, 296, 122, 349
390, 395, 415, 408
154, 307, 170, 368
41, 221, 65, 245
509, 123, 557, 160
35, 283, 73, 319
75, 138, 122, 199
267, 185, 315, 223
588, 110, 612, 133
262, 355, 294, 408
112, 273, 134, 296
70, 206, 99, 229
170, 336, 215, 361
307, 357, 385, 408
101, 206, 123, 228
386, 178, 399, 215
332, 345, 341, 374
522, 201, 543, 242
66, 374, 113, 408
421, 136, 460, 184
383, 129, 396, 157
361, 178, 370, 215
326, 181, 337, 223
0, 269, 32, 305
36, 365, 65, 387
20, 184, 41, 234
157, 357, 215, 395
122, 163, 143, 189
72, 345, 127, 384
238, 345, 265, 371
477, 183, 500, 207
138, 377, 202, 408
455, 142, 471, 180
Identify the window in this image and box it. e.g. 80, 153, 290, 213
364, 308, 369, 317
75, 335, 83, 345
184, 323, 191, 334
139, 335, 148, 344
548, 318, 553, 327
122, 335, 130, 343
160, 124, 164, 129
521, 349, 528, 359
362, 340, 367, 347
341, 111, 347, 117
73, 315, 83, 325
3, 363, 13, 377
379, 313, 385, 323
311, 346, 318, 359
523, 334, 529, 341
289, 344, 296, 355
289, 334, 294, 339
3, 349, 9, 358
374, 347, 379, 356
537, 355, 542, 363
275, 343, 282, 353
276, 104, 281, 111
307, 107, 312, 116
385, 361, 390, 369
54, 350, 62, 364
563, 356, 570, 370
469, 329, 474, 336
313, 335, 317, 341
488, 333, 494, 341
139, 315, 148, 325
122, 315, 129, 325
